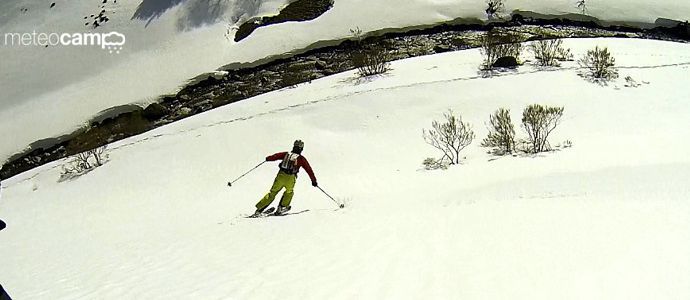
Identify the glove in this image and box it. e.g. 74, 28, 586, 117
312, 181, 318, 187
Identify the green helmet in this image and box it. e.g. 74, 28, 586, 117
293, 140, 304, 150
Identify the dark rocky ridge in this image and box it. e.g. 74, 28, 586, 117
1, 15, 688, 180
234, 0, 334, 42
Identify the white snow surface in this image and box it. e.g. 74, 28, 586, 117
1, 0, 690, 162
1, 38, 689, 299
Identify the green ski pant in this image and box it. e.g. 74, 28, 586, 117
256, 171, 297, 210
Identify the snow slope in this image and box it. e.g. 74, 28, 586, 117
2, 0, 690, 163
1, 38, 689, 299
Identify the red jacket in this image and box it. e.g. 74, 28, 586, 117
266, 152, 317, 184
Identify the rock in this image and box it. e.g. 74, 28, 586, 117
178, 107, 192, 117
211, 71, 229, 79
492, 56, 519, 68
142, 103, 169, 120
201, 91, 216, 99
193, 99, 213, 109
161, 96, 177, 104
316, 60, 329, 70
433, 44, 452, 53
179, 95, 191, 102
289, 61, 317, 71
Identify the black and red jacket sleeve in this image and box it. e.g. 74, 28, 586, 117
298, 156, 317, 184
266, 152, 287, 161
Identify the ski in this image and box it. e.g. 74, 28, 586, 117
272, 209, 310, 216
245, 207, 310, 218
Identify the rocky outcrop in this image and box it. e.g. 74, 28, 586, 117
235, 0, 334, 42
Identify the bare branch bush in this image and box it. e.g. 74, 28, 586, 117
349, 27, 391, 77
576, 0, 587, 14
578, 46, 618, 83
529, 39, 573, 67
481, 108, 516, 155
480, 29, 524, 70
485, 0, 505, 20
61, 145, 108, 180
88, 146, 107, 167
352, 44, 391, 77
349, 27, 363, 42
423, 110, 475, 165
521, 104, 564, 153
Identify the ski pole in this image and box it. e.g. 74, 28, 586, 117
227, 161, 266, 187
317, 186, 345, 208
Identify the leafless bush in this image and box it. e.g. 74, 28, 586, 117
578, 46, 618, 82
576, 0, 587, 14
485, 0, 505, 20
352, 45, 391, 77
61, 145, 108, 180
521, 104, 564, 153
349, 27, 363, 42
481, 108, 516, 155
423, 110, 475, 165
349, 27, 391, 77
88, 146, 107, 167
529, 39, 573, 67
480, 30, 524, 69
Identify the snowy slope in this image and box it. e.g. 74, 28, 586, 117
2, 0, 690, 163
1, 38, 689, 299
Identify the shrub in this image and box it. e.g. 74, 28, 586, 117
529, 39, 573, 67
423, 110, 475, 164
352, 43, 391, 77
485, 0, 505, 20
521, 104, 564, 153
349, 27, 391, 77
481, 108, 516, 155
576, 0, 587, 14
578, 46, 618, 81
61, 145, 108, 180
480, 29, 524, 69
349, 27, 363, 42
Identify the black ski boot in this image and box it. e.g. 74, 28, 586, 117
274, 205, 292, 216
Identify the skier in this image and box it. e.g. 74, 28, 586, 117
252, 140, 317, 216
